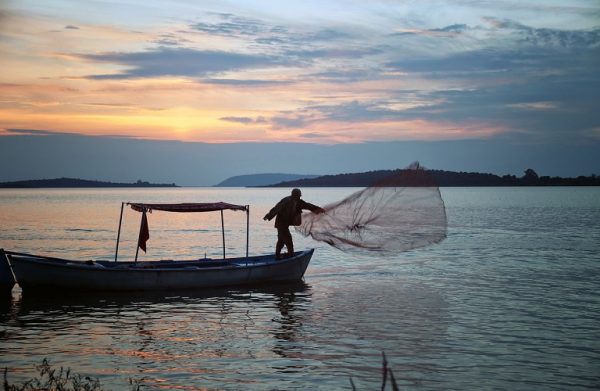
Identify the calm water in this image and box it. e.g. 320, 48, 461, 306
1, 187, 599, 390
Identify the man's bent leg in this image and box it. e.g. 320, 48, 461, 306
276, 228, 286, 259
282, 227, 294, 258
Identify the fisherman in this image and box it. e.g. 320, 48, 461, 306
264, 188, 324, 260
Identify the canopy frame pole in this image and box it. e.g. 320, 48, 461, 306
221, 209, 226, 259
134, 237, 141, 263
114, 202, 125, 262
134, 210, 145, 264
246, 206, 249, 258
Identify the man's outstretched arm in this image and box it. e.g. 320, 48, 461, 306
264, 198, 287, 220
299, 200, 325, 214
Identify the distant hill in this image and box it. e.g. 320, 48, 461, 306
214, 173, 319, 187
0, 178, 178, 188
267, 168, 600, 187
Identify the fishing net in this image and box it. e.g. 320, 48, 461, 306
296, 162, 447, 255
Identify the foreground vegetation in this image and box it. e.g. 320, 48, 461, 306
4, 355, 399, 390
350, 353, 399, 391
2, 359, 140, 391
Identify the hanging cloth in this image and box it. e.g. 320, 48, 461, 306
137, 210, 150, 253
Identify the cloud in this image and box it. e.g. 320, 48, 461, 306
270, 114, 313, 129
220, 116, 267, 125
266, 50, 600, 140
387, 38, 598, 76
483, 17, 600, 48
381, 19, 600, 141
191, 13, 270, 37
204, 78, 289, 86
506, 102, 558, 111
308, 100, 386, 123
431, 24, 468, 33
191, 12, 354, 43
299, 132, 328, 139
77, 47, 284, 79
152, 32, 192, 47
309, 68, 374, 82
64, 25, 79, 30
392, 24, 471, 37
190, 11, 359, 61
285, 46, 382, 61
305, 28, 353, 41
283, 100, 423, 126
2, 128, 77, 136
60, 12, 373, 82
390, 70, 600, 140
387, 48, 550, 74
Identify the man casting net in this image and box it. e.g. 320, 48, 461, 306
296, 162, 447, 255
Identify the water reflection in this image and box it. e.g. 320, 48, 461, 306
1, 278, 455, 388
1, 282, 313, 388
271, 286, 310, 357
0, 291, 15, 324
14, 282, 310, 315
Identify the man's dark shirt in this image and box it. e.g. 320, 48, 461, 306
264, 196, 320, 228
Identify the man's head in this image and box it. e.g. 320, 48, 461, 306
291, 188, 302, 199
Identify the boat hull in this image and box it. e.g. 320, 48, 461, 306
7, 250, 314, 292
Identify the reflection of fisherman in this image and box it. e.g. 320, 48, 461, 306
264, 188, 324, 260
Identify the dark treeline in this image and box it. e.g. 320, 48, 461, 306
0, 178, 178, 188
268, 168, 600, 187
431, 168, 600, 186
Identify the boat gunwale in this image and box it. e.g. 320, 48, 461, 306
7, 249, 314, 273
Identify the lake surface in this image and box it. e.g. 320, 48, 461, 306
1, 187, 599, 390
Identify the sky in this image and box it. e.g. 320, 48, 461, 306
0, 0, 599, 184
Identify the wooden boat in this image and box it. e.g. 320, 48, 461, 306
4, 250, 313, 292
1, 202, 314, 292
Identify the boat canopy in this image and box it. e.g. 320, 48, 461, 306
128, 202, 247, 213
115, 201, 250, 263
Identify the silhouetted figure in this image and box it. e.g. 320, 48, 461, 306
264, 188, 324, 260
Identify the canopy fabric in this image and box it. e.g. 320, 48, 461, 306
128, 202, 247, 213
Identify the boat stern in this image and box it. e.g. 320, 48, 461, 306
0, 249, 16, 293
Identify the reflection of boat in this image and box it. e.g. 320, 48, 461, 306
16, 281, 311, 313
2, 202, 314, 292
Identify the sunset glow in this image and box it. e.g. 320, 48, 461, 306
2, 0, 598, 144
